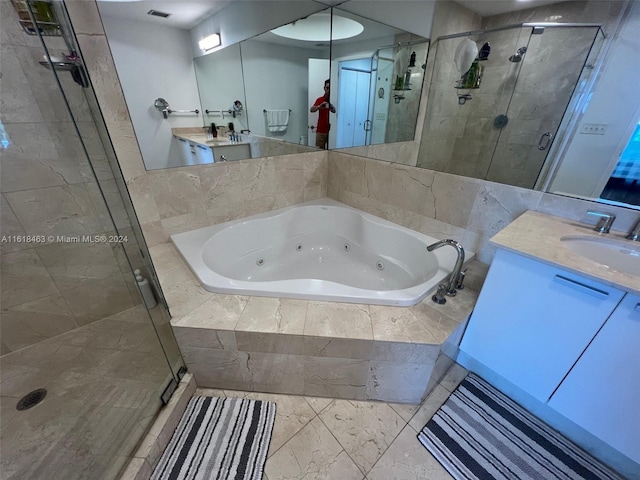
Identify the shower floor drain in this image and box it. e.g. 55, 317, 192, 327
16, 388, 47, 411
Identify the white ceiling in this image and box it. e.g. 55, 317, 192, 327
96, 0, 569, 31
455, 0, 568, 17
96, 0, 233, 29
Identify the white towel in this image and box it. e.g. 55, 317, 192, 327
265, 109, 289, 132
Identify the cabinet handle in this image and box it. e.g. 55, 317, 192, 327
553, 275, 609, 298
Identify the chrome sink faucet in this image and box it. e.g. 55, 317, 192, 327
627, 218, 640, 241
587, 211, 616, 233
427, 239, 465, 304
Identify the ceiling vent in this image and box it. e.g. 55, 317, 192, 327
147, 10, 170, 18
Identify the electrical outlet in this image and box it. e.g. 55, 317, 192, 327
581, 123, 608, 135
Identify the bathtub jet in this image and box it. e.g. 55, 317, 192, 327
171, 199, 474, 307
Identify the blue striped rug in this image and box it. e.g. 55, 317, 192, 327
418, 373, 625, 480
151, 396, 276, 480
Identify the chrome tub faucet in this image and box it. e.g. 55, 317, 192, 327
427, 239, 465, 304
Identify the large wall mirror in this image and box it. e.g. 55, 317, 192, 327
98, 0, 639, 211
99, 1, 430, 169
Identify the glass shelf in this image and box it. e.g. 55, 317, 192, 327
19, 18, 61, 36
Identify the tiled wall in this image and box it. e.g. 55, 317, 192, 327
62, 0, 638, 297
327, 150, 639, 271
0, 0, 140, 354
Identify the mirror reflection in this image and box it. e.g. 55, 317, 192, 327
98, 0, 639, 210
419, 24, 604, 189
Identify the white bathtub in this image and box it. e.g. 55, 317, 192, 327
170, 199, 473, 306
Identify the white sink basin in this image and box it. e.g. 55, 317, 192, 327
561, 235, 640, 276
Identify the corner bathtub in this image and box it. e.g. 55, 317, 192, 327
171, 199, 472, 306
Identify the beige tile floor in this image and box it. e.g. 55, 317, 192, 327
194, 362, 469, 480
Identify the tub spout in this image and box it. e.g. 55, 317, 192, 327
427, 239, 465, 300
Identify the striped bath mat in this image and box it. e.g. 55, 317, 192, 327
152, 396, 276, 480
418, 373, 625, 480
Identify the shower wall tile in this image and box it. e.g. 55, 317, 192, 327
1, 123, 84, 192
1, 294, 78, 351
34, 241, 120, 291
0, 249, 59, 309
60, 274, 136, 326
0, 44, 44, 123
0, 195, 29, 254
5, 184, 103, 239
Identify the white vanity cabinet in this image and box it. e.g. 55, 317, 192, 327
548, 292, 640, 464
459, 248, 625, 402
215, 143, 251, 162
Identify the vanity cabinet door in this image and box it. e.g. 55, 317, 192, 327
548, 293, 640, 464
459, 248, 625, 402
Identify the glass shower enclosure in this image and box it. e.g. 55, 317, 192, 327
0, 1, 185, 478
418, 22, 605, 189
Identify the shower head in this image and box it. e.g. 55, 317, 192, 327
509, 46, 528, 63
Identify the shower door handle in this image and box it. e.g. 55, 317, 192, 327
538, 131, 553, 150
364, 120, 372, 131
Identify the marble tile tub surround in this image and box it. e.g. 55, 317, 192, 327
150, 242, 478, 404
327, 151, 640, 271
125, 151, 328, 248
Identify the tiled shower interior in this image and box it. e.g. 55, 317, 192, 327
418, 2, 620, 189
0, 2, 183, 478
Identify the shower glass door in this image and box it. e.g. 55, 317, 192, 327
419, 23, 603, 190
485, 25, 604, 188
0, 1, 185, 479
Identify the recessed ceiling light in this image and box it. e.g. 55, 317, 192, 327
271, 13, 363, 42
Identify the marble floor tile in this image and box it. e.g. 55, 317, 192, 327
318, 399, 404, 474
264, 416, 363, 480
366, 425, 453, 480
304, 396, 334, 414
439, 361, 469, 393
387, 401, 421, 423
408, 385, 454, 433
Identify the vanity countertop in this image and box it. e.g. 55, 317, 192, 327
491, 210, 639, 294
172, 128, 250, 147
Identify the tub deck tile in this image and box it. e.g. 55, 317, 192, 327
304, 302, 373, 340
155, 241, 478, 404
370, 305, 439, 344
235, 297, 307, 334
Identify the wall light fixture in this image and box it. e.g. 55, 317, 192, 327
199, 33, 221, 52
